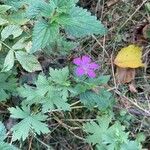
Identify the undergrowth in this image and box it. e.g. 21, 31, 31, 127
0, 0, 150, 150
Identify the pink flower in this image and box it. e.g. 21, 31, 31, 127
73, 55, 99, 78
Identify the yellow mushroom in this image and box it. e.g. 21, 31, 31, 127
114, 44, 144, 68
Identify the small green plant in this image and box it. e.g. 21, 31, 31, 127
83, 115, 143, 150
0, 0, 146, 149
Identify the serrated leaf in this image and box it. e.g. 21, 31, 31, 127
9, 106, 30, 119
0, 122, 6, 141
56, 6, 107, 37
0, 5, 11, 14
31, 20, 59, 53
18, 68, 71, 112
49, 67, 70, 86
80, 89, 114, 110
53, 0, 78, 12
84, 116, 141, 150
1, 25, 23, 41
3, 0, 29, 10
2, 50, 14, 72
26, 0, 56, 18
15, 51, 42, 72
9, 106, 50, 141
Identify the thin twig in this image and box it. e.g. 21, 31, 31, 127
92, 35, 109, 57
34, 136, 53, 150
118, 0, 148, 31
115, 90, 150, 116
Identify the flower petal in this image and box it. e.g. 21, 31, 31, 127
87, 69, 96, 78
82, 55, 91, 64
75, 67, 85, 76
73, 57, 82, 65
89, 63, 99, 70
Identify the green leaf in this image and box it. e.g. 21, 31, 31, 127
12, 38, 26, 50
44, 37, 77, 56
0, 142, 18, 150
88, 75, 110, 85
8, 11, 29, 25
0, 5, 11, 14
26, 0, 56, 18
84, 116, 141, 150
8, 106, 50, 141
49, 67, 70, 86
31, 20, 59, 53
2, 50, 14, 72
84, 115, 111, 148
3, 0, 29, 10
145, 2, 150, 12
56, 6, 107, 37
0, 18, 8, 26
18, 68, 71, 112
0, 89, 9, 101
80, 89, 114, 111
53, 0, 78, 12
15, 51, 42, 72
0, 122, 6, 141
0, 72, 17, 101
1, 25, 23, 41
121, 141, 140, 150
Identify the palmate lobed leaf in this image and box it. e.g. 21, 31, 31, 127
49, 67, 70, 86
84, 116, 142, 150
8, 106, 50, 141
18, 67, 71, 112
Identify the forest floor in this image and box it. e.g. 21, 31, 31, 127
44, 0, 150, 149
1, 0, 150, 149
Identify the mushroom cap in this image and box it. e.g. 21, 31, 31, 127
114, 44, 144, 68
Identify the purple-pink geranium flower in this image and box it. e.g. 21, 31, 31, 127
73, 55, 99, 78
